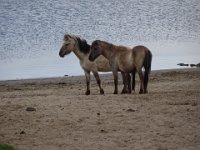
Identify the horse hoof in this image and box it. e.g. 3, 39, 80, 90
85, 91, 90, 95
121, 90, 125, 94
121, 90, 129, 94
113, 91, 118, 94
100, 89, 104, 95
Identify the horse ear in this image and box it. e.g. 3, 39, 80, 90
93, 40, 100, 46
64, 34, 69, 41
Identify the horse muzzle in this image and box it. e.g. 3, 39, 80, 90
59, 51, 65, 57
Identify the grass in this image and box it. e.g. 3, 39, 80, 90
0, 144, 15, 150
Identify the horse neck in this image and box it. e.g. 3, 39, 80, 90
101, 42, 115, 59
73, 46, 89, 61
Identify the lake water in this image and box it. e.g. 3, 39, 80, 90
0, 0, 200, 80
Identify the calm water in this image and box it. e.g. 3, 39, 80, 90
0, 0, 200, 80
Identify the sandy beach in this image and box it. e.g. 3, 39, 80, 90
0, 68, 200, 150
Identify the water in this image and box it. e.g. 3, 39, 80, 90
0, 0, 200, 80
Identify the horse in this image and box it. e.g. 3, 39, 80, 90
59, 34, 134, 95
89, 40, 152, 94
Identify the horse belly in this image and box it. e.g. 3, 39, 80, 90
80, 59, 95, 72
118, 63, 135, 73
80, 56, 111, 72
118, 55, 134, 73
95, 56, 111, 72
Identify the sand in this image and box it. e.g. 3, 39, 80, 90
0, 68, 200, 150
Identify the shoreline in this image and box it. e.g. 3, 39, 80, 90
0, 68, 198, 84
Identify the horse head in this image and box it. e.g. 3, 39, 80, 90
59, 34, 77, 57
59, 34, 90, 57
89, 40, 102, 61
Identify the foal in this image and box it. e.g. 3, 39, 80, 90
89, 40, 152, 94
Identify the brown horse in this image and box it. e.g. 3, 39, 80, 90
89, 40, 152, 94
59, 34, 134, 95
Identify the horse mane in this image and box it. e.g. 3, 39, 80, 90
93, 40, 115, 49
95, 40, 130, 51
76, 37, 90, 54
96, 40, 113, 46
64, 34, 90, 54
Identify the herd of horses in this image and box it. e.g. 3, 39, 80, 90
59, 34, 152, 95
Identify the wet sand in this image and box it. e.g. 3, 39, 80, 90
0, 68, 200, 150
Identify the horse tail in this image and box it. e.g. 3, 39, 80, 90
143, 49, 152, 93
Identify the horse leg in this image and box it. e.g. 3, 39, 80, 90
113, 70, 118, 94
84, 70, 91, 95
132, 68, 136, 92
122, 73, 131, 94
126, 73, 132, 93
121, 72, 126, 94
92, 71, 104, 95
137, 69, 144, 94
121, 73, 131, 94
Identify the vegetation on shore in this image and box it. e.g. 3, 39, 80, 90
0, 144, 15, 150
